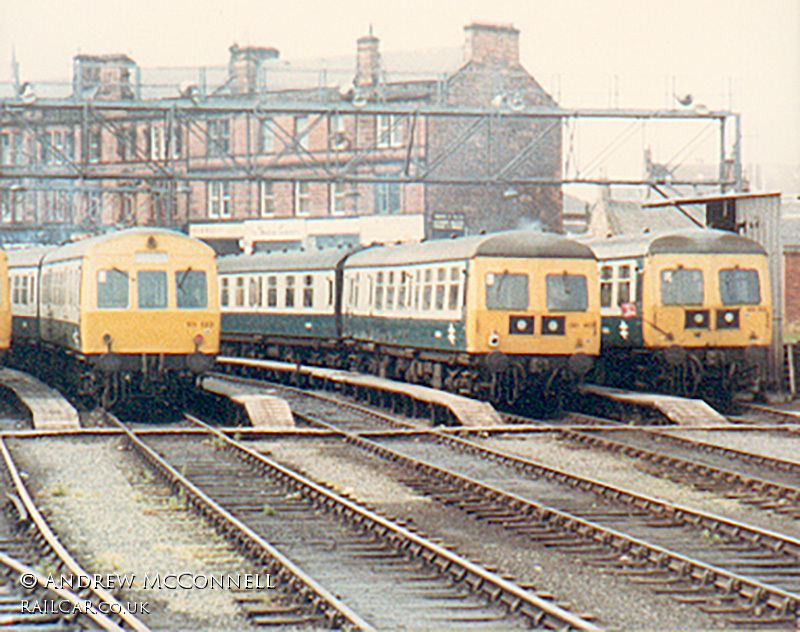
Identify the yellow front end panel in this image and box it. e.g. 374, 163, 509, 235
643, 253, 771, 348
465, 256, 600, 356
81, 311, 219, 355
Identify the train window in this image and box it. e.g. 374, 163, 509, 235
719, 268, 760, 305
617, 281, 631, 305
303, 275, 313, 308
661, 268, 703, 305
266, 276, 277, 307
176, 269, 208, 309
618, 265, 631, 279
448, 282, 459, 310
600, 266, 613, 280
285, 276, 295, 308
423, 285, 432, 311
546, 274, 588, 311
425, 269, 432, 283
386, 285, 395, 310
97, 268, 129, 309
221, 278, 229, 307
435, 284, 445, 311
248, 278, 258, 307
20, 276, 28, 304
328, 278, 334, 306
234, 277, 245, 307
12, 276, 19, 304
398, 283, 406, 310
485, 272, 528, 310
138, 270, 167, 309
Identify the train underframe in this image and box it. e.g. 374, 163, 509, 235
9, 340, 215, 408
221, 334, 593, 415
593, 344, 768, 407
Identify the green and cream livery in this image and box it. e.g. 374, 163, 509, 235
218, 230, 600, 406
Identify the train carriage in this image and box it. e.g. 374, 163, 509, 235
218, 248, 345, 356
0, 249, 10, 358
218, 230, 600, 408
8, 228, 220, 406
584, 228, 771, 399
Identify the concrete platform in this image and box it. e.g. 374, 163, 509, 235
217, 356, 503, 427
202, 376, 295, 428
0, 368, 81, 430
579, 384, 728, 426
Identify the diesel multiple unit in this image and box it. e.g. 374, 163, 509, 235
7, 228, 219, 406
218, 230, 600, 408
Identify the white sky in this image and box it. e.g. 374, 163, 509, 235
2, 0, 798, 184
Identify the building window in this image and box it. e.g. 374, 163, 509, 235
376, 114, 403, 148
88, 128, 102, 163
207, 181, 231, 218
375, 182, 401, 214
259, 180, 275, 217
294, 115, 310, 150
150, 125, 181, 161
294, 181, 310, 216
329, 182, 350, 215
260, 118, 277, 153
208, 119, 231, 154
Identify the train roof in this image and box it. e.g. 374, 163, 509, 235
217, 247, 353, 274
41, 228, 214, 264
6, 245, 58, 268
581, 228, 766, 260
346, 230, 595, 268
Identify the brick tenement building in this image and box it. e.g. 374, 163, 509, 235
0, 22, 562, 252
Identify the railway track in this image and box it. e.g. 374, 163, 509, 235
202, 373, 800, 628
0, 437, 146, 631
503, 410, 800, 520
114, 413, 599, 631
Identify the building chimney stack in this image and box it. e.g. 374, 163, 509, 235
355, 28, 381, 88
464, 22, 520, 66
228, 44, 279, 96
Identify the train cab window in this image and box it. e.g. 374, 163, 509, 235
485, 272, 528, 310
235, 277, 245, 307
661, 268, 703, 305
221, 278, 230, 307
546, 273, 588, 311
97, 268, 129, 309
138, 270, 167, 309
176, 269, 208, 309
267, 276, 277, 307
303, 274, 313, 308
285, 276, 295, 308
719, 268, 760, 305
